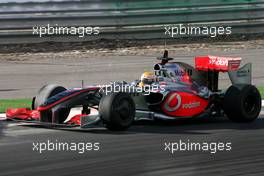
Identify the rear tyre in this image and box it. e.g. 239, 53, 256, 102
99, 92, 135, 131
34, 84, 70, 123
223, 84, 261, 122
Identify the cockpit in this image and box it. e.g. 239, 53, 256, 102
154, 62, 206, 86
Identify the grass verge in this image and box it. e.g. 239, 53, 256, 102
0, 98, 32, 113
258, 87, 264, 99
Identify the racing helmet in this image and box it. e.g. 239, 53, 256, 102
139, 72, 156, 87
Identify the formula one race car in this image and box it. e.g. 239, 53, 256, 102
6, 50, 262, 131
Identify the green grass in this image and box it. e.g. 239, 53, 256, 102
0, 98, 32, 113
258, 87, 264, 99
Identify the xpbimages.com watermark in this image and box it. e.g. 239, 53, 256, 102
32, 140, 100, 154
164, 24, 232, 38
164, 140, 232, 154
32, 24, 100, 37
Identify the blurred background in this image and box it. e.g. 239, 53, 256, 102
0, 0, 264, 99
0, 0, 264, 44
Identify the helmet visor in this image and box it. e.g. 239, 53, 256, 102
142, 78, 154, 85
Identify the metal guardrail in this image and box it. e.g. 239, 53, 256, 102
0, 0, 264, 44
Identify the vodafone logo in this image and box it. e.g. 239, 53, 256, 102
164, 93, 182, 112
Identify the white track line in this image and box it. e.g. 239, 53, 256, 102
0, 113, 6, 120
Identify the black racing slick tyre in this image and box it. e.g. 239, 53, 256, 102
34, 84, 66, 109
223, 84, 261, 122
34, 84, 70, 123
99, 92, 135, 131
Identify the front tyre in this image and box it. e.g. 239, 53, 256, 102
34, 84, 70, 123
223, 84, 261, 122
33, 84, 67, 109
99, 92, 135, 131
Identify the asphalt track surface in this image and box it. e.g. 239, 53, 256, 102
1, 114, 264, 176
0, 48, 264, 176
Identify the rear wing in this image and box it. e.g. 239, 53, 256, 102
195, 56, 251, 91
195, 56, 241, 72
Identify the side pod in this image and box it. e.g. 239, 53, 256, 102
228, 63, 252, 85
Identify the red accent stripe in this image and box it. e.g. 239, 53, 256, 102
37, 87, 99, 111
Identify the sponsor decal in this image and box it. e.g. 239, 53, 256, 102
174, 69, 192, 76
209, 56, 229, 66
164, 93, 202, 112
237, 69, 250, 77
182, 102, 201, 109
208, 56, 241, 67
164, 92, 182, 112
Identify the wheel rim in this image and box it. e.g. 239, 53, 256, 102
113, 97, 133, 121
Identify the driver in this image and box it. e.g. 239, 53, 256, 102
139, 72, 156, 87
